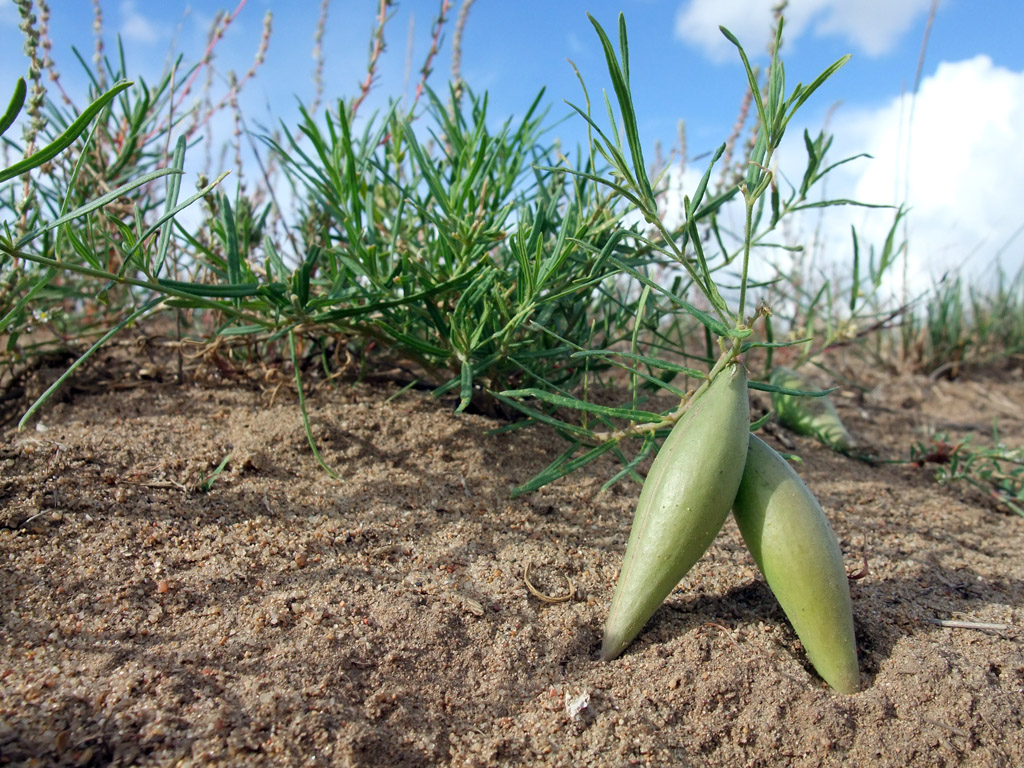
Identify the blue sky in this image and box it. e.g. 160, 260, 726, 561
2, 0, 1022, 291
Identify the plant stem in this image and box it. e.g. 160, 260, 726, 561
738, 190, 755, 324
1, 247, 270, 327
589, 346, 740, 443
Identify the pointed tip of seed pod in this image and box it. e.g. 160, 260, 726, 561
825, 668, 861, 695
600, 633, 623, 661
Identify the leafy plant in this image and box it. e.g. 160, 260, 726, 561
263, 86, 641, 417
571, 15, 865, 688
897, 264, 1024, 378
3, 1, 988, 512
497, 13, 871, 493
0, 73, 194, 377
912, 429, 1024, 517
1, 3, 265, 402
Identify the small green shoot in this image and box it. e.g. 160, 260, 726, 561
200, 451, 234, 493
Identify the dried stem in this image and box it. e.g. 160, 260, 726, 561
190, 9, 272, 138
15, 0, 48, 233
900, 0, 939, 367
676, 119, 687, 179
450, 0, 476, 106
227, 71, 244, 188
310, 0, 330, 115
92, 0, 106, 90
412, 0, 453, 110
717, 84, 752, 193
351, 0, 392, 118
35, 0, 70, 106
171, 0, 249, 121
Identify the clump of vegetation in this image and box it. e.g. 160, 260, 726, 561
899, 267, 1024, 379
2, 1, 1015, 471
0, 0, 1015, 498
0, 1, 860, 487
568, 12, 862, 691
769, 366, 855, 452
912, 430, 1024, 518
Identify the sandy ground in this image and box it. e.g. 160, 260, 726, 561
1, 349, 1022, 767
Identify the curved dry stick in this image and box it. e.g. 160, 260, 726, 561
524, 561, 575, 604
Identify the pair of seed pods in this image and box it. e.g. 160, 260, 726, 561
601, 363, 860, 694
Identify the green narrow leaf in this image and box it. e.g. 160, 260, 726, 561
849, 225, 861, 313
586, 13, 655, 206
689, 143, 727, 216
218, 193, 242, 287
155, 278, 262, 298
601, 440, 654, 491
511, 442, 579, 497
685, 195, 730, 318
19, 297, 163, 429
0, 80, 132, 183
872, 205, 907, 289
740, 337, 812, 352
489, 391, 594, 439
511, 439, 619, 497
812, 152, 873, 186
783, 55, 852, 127
405, 130, 454, 219
746, 126, 769, 190
218, 324, 274, 337
16, 167, 180, 248
719, 26, 769, 138
289, 331, 340, 480
456, 358, 474, 413
500, 387, 661, 422
61, 220, 101, 269
293, 246, 321, 308
767, 43, 786, 137
799, 129, 821, 198
375, 322, 451, 359
0, 77, 26, 137
770, 177, 781, 226
536, 159, 649, 212
617, 13, 630, 85
125, 171, 229, 259
629, 283, 651, 406
789, 198, 893, 214
154, 135, 186, 277
609, 255, 734, 337
571, 349, 706, 379
749, 380, 836, 397
199, 451, 233, 493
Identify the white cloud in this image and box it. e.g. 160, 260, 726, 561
120, 0, 161, 44
812, 0, 935, 57
810, 55, 1024, 296
675, 0, 935, 63
654, 56, 1024, 304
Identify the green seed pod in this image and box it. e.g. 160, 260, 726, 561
770, 366, 855, 452
601, 363, 750, 661
733, 435, 860, 693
